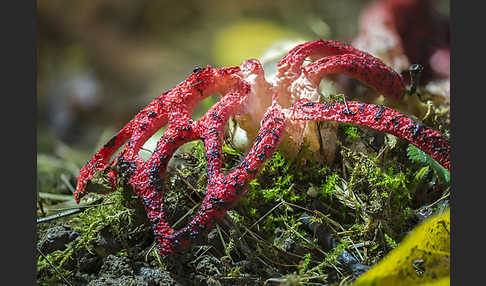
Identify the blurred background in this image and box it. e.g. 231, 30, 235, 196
36, 0, 449, 199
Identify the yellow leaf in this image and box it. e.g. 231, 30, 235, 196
354, 209, 450, 286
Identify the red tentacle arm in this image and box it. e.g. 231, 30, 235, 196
303, 54, 404, 100
74, 65, 248, 203
274, 39, 405, 102
286, 100, 450, 170
74, 61, 285, 257
127, 91, 251, 256
133, 93, 284, 257
165, 97, 285, 257
74, 101, 164, 203
277, 39, 374, 75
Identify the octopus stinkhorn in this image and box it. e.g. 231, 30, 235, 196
74, 40, 450, 258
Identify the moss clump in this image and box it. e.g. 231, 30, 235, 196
323, 241, 349, 266
71, 188, 144, 252
340, 124, 360, 141
340, 145, 423, 239
384, 233, 398, 249
37, 187, 146, 284
245, 145, 333, 205
37, 248, 75, 286
319, 172, 341, 200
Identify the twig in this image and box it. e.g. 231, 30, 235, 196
347, 241, 372, 249
36, 198, 105, 224
238, 201, 284, 240
176, 169, 202, 204
140, 147, 153, 153
342, 94, 351, 114
194, 245, 214, 259
426, 188, 450, 209
216, 224, 227, 253
144, 243, 157, 263
336, 230, 359, 236
46, 202, 114, 212
283, 220, 344, 277
171, 203, 201, 229
338, 275, 353, 286
346, 237, 364, 262
36, 209, 84, 224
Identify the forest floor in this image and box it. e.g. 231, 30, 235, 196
36, 95, 450, 285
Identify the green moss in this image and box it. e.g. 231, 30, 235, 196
369, 243, 380, 252
71, 188, 143, 253
384, 233, 398, 249
322, 241, 349, 266
298, 252, 312, 275
266, 150, 286, 172
227, 210, 244, 224
37, 245, 75, 281
261, 174, 295, 201
344, 148, 412, 201
321, 92, 347, 103
339, 145, 422, 238
319, 173, 341, 199
264, 214, 283, 232
245, 145, 336, 206
340, 124, 360, 141
246, 150, 301, 204
39, 187, 144, 283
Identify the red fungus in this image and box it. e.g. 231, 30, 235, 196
75, 40, 449, 258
